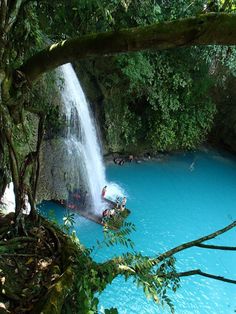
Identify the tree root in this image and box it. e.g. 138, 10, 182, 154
42, 221, 62, 254
33, 265, 75, 314
0, 237, 36, 245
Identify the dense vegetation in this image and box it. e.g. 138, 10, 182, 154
36, 0, 236, 153
1, 0, 236, 313
8, 0, 234, 154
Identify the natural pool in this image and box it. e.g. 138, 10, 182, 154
39, 149, 236, 314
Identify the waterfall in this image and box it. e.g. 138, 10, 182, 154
59, 63, 121, 214
1, 64, 123, 215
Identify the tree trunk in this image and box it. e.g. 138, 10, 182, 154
19, 13, 236, 83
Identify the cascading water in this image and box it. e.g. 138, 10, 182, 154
58, 63, 122, 214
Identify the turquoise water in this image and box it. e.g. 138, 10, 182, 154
39, 149, 236, 314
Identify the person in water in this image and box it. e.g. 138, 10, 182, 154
120, 197, 127, 211
128, 155, 134, 162
113, 157, 119, 164
102, 209, 109, 218
119, 159, 125, 166
102, 208, 115, 221
115, 196, 121, 208
113, 157, 125, 166
101, 186, 107, 198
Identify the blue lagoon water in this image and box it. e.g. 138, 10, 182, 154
39, 149, 236, 314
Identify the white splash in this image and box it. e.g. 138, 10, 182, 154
0, 182, 15, 214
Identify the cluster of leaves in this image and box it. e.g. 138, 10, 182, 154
37, 0, 162, 37
92, 221, 136, 255
8, 2, 44, 69
119, 253, 179, 313
88, 45, 216, 152
144, 49, 216, 151
104, 98, 142, 152
7, 1, 68, 134
40, 0, 235, 38
47, 211, 178, 313
10, 112, 38, 164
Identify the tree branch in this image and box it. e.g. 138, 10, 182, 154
98, 221, 236, 295
19, 13, 236, 83
5, 0, 25, 33
196, 243, 236, 250
154, 220, 236, 263
33, 115, 45, 200
165, 269, 236, 284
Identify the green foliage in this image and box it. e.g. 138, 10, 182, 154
68, 221, 136, 313
68, 1, 223, 153
105, 99, 141, 152
117, 53, 155, 98
144, 49, 216, 151
88, 221, 135, 260
9, 2, 44, 68
11, 112, 37, 156
29, 71, 66, 137
101, 47, 216, 152
47, 208, 58, 224
62, 210, 76, 234
3, 1, 236, 311
36, 0, 236, 42
45, 208, 77, 236
37, 0, 163, 38
203, 45, 236, 78
105, 308, 119, 314
116, 251, 180, 312
29, 0, 235, 153
66, 218, 180, 313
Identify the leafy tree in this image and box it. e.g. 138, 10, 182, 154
1, 0, 236, 253
1, 1, 236, 312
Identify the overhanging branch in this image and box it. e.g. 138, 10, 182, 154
154, 220, 236, 264
196, 243, 236, 250
19, 13, 236, 83
164, 269, 236, 284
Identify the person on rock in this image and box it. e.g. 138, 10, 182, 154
120, 197, 127, 211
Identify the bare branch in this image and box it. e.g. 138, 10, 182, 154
196, 243, 236, 250
154, 221, 236, 264
164, 269, 236, 284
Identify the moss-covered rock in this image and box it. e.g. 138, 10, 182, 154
38, 138, 82, 202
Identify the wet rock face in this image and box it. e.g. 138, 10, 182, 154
37, 139, 81, 202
